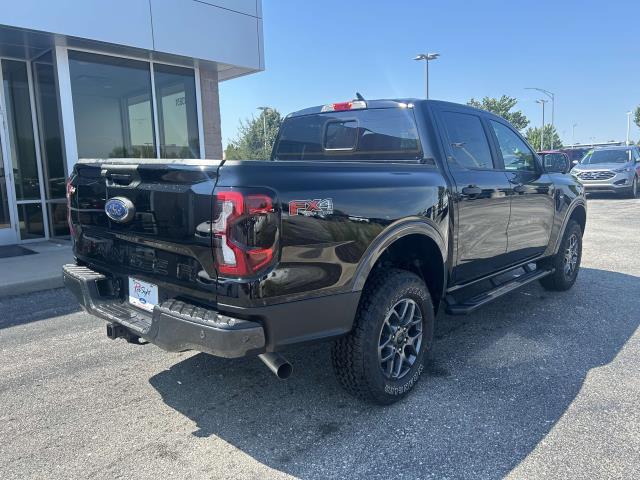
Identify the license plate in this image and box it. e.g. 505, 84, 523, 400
128, 277, 158, 312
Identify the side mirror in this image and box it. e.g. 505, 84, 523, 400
541, 153, 571, 174
572, 159, 579, 166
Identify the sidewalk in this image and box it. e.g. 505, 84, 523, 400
0, 240, 73, 298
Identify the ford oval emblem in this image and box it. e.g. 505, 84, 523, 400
105, 197, 135, 223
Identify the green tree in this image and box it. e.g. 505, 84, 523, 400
467, 95, 530, 130
634, 106, 640, 129
525, 124, 564, 151
224, 108, 283, 160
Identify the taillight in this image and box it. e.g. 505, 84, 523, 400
320, 100, 367, 112
212, 190, 278, 277
66, 177, 76, 236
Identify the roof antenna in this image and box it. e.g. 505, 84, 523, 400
355, 92, 365, 101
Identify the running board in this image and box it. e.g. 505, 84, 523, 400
445, 267, 553, 315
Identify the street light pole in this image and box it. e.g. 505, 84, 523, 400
414, 53, 440, 99
626, 111, 632, 146
536, 99, 548, 150
526, 87, 555, 147
425, 60, 429, 99
257, 106, 272, 157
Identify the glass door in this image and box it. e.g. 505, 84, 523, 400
32, 52, 69, 237
0, 123, 17, 245
0, 58, 49, 242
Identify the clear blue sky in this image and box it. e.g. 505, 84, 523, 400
220, 0, 640, 148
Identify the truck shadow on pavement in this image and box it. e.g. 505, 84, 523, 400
149, 267, 639, 479
0, 288, 82, 330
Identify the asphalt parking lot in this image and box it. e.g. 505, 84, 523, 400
1, 197, 639, 480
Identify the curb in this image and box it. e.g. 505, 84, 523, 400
0, 275, 64, 299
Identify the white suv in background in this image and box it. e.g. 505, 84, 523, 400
571, 146, 640, 198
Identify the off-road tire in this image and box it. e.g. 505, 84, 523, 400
331, 269, 434, 405
538, 220, 582, 291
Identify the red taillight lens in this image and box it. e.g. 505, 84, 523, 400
212, 190, 278, 277
321, 100, 367, 112
332, 102, 353, 111
66, 177, 76, 236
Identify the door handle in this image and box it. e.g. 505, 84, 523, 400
461, 186, 482, 196
103, 170, 139, 187
106, 173, 133, 184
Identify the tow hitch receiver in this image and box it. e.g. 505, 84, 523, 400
106, 323, 147, 345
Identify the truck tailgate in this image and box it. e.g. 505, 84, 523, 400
69, 159, 221, 306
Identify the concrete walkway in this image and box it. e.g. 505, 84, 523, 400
0, 240, 73, 298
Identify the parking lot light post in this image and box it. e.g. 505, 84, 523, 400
527, 87, 555, 147
536, 99, 548, 150
414, 53, 440, 99
627, 111, 632, 146
257, 106, 272, 157
572, 123, 578, 146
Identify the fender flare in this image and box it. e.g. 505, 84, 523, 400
553, 200, 586, 254
351, 219, 447, 292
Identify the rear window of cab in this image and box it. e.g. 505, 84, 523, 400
272, 108, 422, 161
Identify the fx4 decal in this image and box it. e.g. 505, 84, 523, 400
288, 198, 334, 217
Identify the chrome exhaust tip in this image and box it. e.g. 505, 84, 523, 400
258, 353, 292, 379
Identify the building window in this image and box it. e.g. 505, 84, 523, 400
68, 51, 156, 158
17, 203, 44, 239
32, 51, 69, 237
2, 59, 41, 201
0, 135, 10, 230
154, 64, 200, 158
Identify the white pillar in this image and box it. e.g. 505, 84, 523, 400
194, 65, 206, 159
54, 45, 78, 175
198, 64, 223, 159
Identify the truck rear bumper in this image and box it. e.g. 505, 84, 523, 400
63, 264, 266, 358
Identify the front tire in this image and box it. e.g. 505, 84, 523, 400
538, 220, 582, 291
331, 269, 434, 405
625, 176, 638, 199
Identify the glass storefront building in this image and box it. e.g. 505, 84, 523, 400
0, 0, 264, 245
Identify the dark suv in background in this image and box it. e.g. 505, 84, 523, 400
562, 147, 592, 166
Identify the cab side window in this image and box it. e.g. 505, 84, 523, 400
440, 111, 495, 170
490, 121, 537, 172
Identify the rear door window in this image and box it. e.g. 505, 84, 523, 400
273, 108, 422, 161
440, 111, 495, 169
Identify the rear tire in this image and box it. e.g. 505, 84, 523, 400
538, 220, 582, 291
331, 269, 434, 405
626, 176, 638, 199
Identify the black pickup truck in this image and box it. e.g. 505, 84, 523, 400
63, 99, 586, 404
